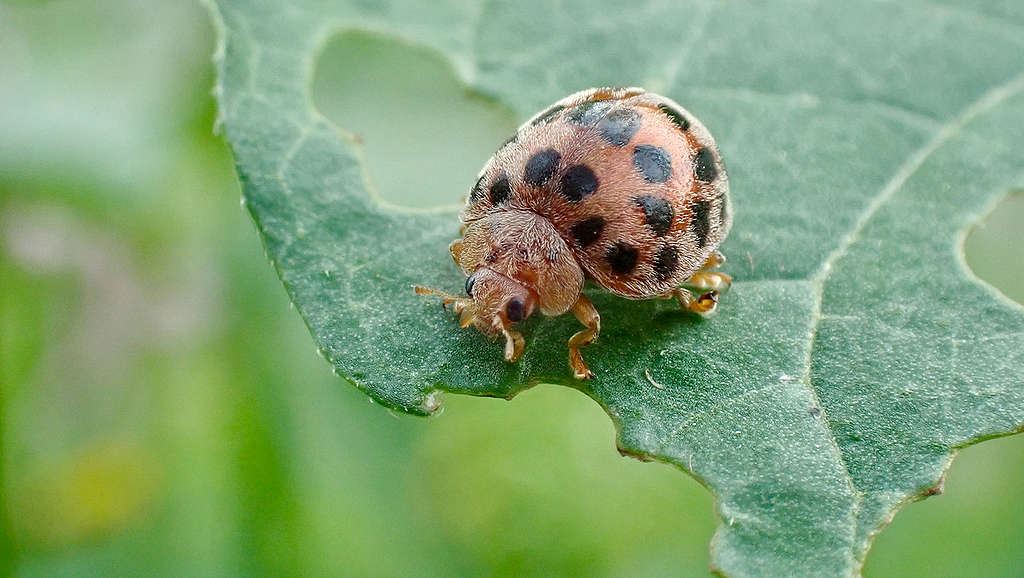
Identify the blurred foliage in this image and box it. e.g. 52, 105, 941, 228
1, 0, 1023, 576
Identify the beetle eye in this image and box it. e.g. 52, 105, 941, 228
465, 272, 477, 296
505, 297, 525, 322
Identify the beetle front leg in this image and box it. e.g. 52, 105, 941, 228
500, 326, 525, 362
568, 294, 601, 379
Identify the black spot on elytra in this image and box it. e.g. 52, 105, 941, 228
469, 175, 486, 202
633, 145, 672, 183
489, 173, 512, 204
691, 200, 712, 248
561, 164, 599, 202
605, 241, 639, 275
694, 147, 718, 182
570, 216, 605, 248
531, 103, 565, 126
653, 244, 680, 282
633, 195, 674, 236
524, 148, 561, 186
717, 193, 729, 228
657, 103, 690, 132
567, 99, 614, 126
598, 107, 642, 146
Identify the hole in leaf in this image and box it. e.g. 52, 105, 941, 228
964, 191, 1024, 304
312, 31, 519, 209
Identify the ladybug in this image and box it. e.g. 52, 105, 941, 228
416, 87, 732, 379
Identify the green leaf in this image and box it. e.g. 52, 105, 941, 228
206, 1, 1024, 575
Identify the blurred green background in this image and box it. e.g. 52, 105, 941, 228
2, 1, 1023, 576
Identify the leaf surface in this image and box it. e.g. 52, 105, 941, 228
207, 1, 1024, 574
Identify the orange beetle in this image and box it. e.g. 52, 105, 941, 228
418, 87, 732, 379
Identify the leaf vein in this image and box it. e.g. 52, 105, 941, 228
801, 69, 1024, 555
656, 381, 788, 453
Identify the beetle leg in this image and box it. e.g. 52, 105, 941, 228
671, 287, 720, 316
686, 250, 732, 294
672, 250, 732, 315
685, 270, 732, 295
568, 294, 601, 379
702, 249, 726, 269
501, 326, 525, 362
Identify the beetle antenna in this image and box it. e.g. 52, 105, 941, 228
414, 285, 457, 299
414, 285, 468, 311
